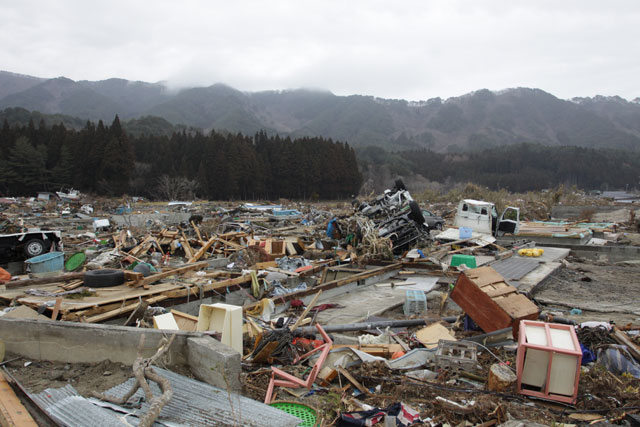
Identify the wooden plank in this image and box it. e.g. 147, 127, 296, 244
85, 295, 168, 323
299, 259, 337, 278
612, 327, 640, 361
215, 237, 245, 250
188, 237, 216, 263
138, 262, 208, 287
123, 271, 143, 286
180, 230, 194, 259
251, 341, 279, 363
191, 221, 203, 242
336, 367, 368, 394
245, 263, 402, 312
330, 344, 404, 357
4, 272, 85, 289
0, 374, 38, 426
484, 285, 516, 299
254, 261, 278, 270
124, 300, 149, 326
51, 297, 63, 320
290, 291, 322, 332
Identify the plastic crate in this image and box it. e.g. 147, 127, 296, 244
403, 290, 427, 316
450, 254, 476, 269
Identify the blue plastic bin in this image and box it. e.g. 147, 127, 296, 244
459, 227, 472, 239
25, 252, 64, 276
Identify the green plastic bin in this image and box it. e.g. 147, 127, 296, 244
450, 254, 476, 269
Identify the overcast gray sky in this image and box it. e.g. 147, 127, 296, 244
1, 0, 639, 101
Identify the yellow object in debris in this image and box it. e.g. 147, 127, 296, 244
518, 248, 545, 257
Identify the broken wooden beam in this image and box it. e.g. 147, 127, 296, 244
136, 261, 208, 288
4, 272, 86, 289
188, 237, 216, 263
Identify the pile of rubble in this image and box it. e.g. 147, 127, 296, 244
0, 184, 639, 426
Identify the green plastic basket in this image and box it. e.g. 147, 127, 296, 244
269, 401, 319, 427
64, 252, 86, 272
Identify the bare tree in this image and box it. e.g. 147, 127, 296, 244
155, 175, 199, 200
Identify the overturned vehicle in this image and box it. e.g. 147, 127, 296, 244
333, 180, 434, 255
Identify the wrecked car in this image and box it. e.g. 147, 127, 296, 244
454, 199, 520, 237
0, 229, 63, 261
355, 179, 414, 219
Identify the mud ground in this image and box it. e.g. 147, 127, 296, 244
3, 354, 193, 396
533, 256, 640, 325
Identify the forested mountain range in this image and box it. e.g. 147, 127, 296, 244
2, 70, 639, 152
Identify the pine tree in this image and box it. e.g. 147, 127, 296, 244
99, 116, 135, 195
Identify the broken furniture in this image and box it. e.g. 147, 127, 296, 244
451, 266, 539, 338
264, 323, 333, 404
197, 303, 243, 354
516, 320, 582, 404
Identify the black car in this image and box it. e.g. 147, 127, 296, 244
421, 209, 445, 231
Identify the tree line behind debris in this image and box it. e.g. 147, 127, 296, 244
358, 143, 640, 193
0, 117, 362, 200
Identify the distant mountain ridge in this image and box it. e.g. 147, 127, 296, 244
1, 70, 639, 151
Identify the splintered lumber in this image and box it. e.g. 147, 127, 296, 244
299, 259, 337, 277
330, 344, 405, 357
51, 297, 63, 320
188, 237, 216, 263
0, 373, 38, 426
125, 300, 149, 326
85, 295, 168, 323
4, 272, 85, 289
295, 317, 457, 335
244, 262, 403, 312
215, 237, 245, 250
136, 262, 208, 288
180, 230, 194, 259
70, 274, 253, 322
612, 327, 640, 361
290, 290, 322, 332
58, 280, 84, 292
336, 367, 368, 394
191, 221, 203, 241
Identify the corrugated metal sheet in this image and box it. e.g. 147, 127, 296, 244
30, 385, 131, 427
97, 367, 300, 427
31, 368, 301, 427
491, 257, 540, 281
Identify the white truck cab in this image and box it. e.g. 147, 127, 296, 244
454, 199, 520, 237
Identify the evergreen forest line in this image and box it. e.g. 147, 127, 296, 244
0, 116, 362, 200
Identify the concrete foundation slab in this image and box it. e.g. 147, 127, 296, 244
0, 318, 241, 391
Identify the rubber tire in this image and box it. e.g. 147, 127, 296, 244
23, 239, 46, 258
394, 179, 406, 191
408, 201, 425, 224
84, 269, 125, 288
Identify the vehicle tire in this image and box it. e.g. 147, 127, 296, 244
394, 179, 406, 191
23, 239, 47, 258
84, 269, 125, 288
408, 201, 425, 224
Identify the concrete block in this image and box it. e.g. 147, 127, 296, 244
187, 336, 241, 392
0, 318, 195, 365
